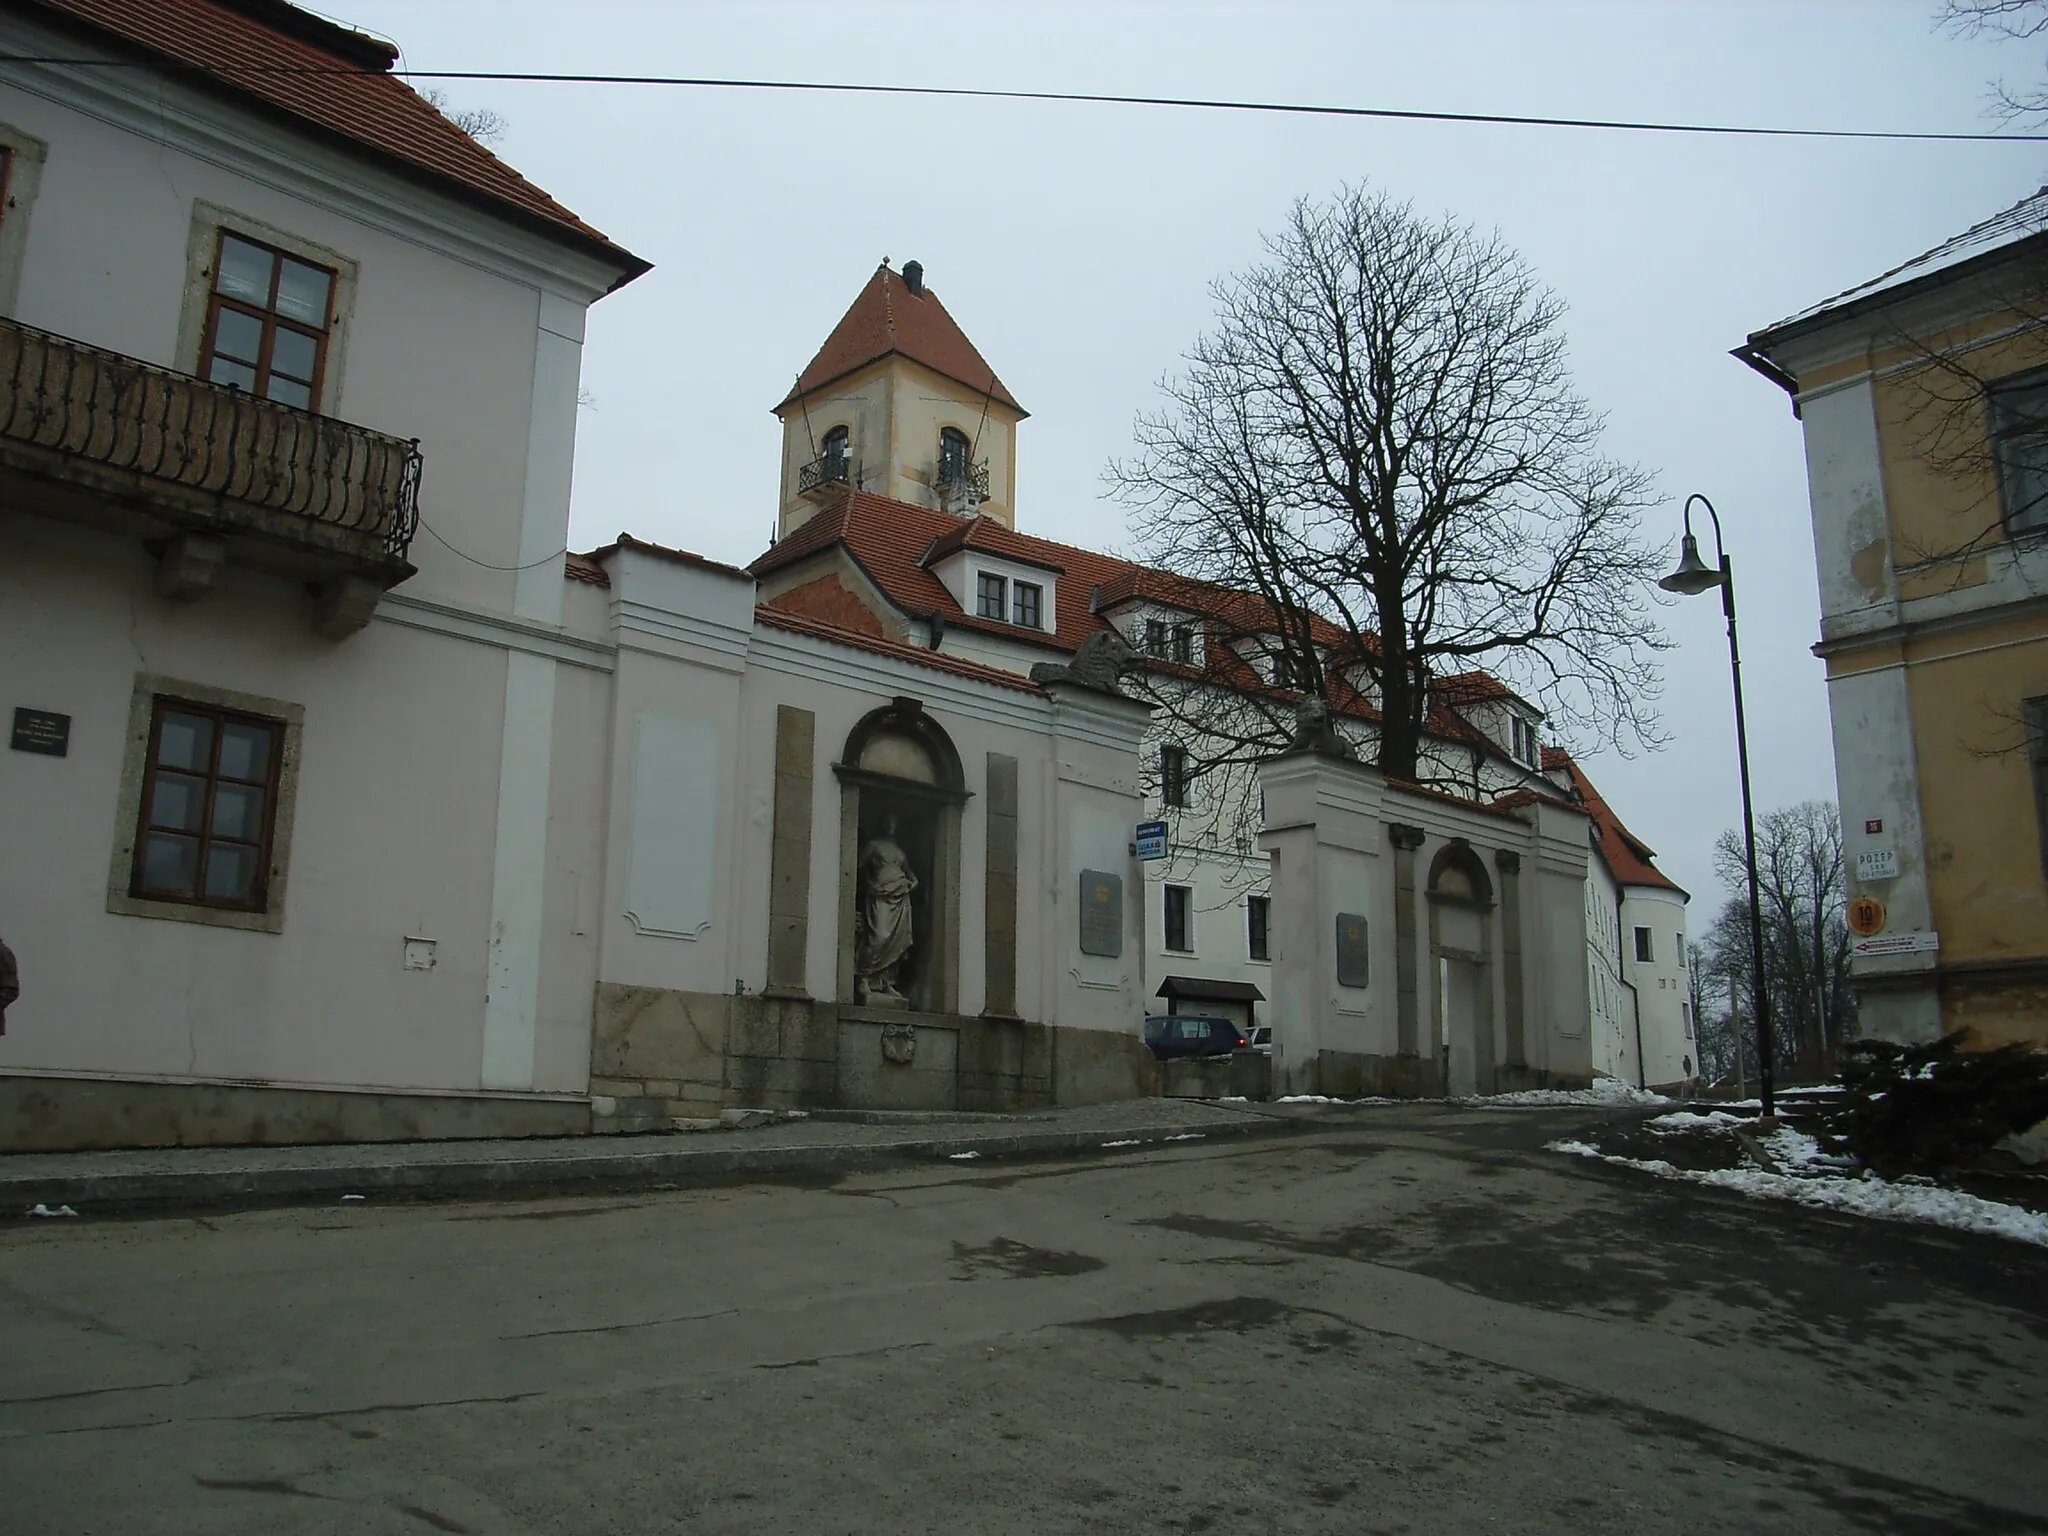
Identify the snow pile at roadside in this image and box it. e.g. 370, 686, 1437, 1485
1481, 1077, 1673, 1109
1645, 1110, 1749, 1134
1548, 1139, 2048, 1248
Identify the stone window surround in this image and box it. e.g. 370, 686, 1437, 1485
106, 673, 306, 934
0, 119, 48, 318
174, 200, 359, 412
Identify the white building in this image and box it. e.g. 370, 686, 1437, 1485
0, 4, 1690, 1149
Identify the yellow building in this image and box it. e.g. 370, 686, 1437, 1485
1742, 191, 2048, 1048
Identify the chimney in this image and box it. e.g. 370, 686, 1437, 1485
902, 260, 924, 296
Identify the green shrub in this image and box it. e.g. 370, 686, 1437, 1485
1813, 1031, 2048, 1179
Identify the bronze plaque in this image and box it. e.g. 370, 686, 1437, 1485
1335, 912, 1370, 988
1079, 870, 1123, 958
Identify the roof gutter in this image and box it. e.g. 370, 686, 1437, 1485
1731, 343, 1802, 419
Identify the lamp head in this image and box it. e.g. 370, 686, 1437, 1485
1659, 533, 1723, 596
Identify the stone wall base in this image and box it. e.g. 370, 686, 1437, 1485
0, 1074, 589, 1153
1494, 1063, 1596, 1094
590, 984, 1157, 1126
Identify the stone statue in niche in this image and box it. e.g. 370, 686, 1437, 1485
855, 812, 919, 1006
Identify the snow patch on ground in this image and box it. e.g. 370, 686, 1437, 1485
1548, 1139, 2048, 1248
1482, 1077, 1673, 1109
1645, 1110, 1749, 1134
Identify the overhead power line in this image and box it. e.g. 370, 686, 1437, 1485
1, 55, 2042, 144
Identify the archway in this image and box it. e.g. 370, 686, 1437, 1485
1427, 841, 1496, 1096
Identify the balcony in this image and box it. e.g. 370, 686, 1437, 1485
798, 452, 856, 498
0, 316, 422, 635
936, 457, 990, 512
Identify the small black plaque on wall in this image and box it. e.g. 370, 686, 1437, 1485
1078, 870, 1123, 958
10, 707, 70, 757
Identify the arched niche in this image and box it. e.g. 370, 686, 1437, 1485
1425, 839, 1497, 1097
832, 698, 970, 1014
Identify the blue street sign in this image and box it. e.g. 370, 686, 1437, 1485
1135, 819, 1169, 861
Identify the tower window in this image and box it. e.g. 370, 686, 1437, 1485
1246, 894, 1271, 963
821, 424, 849, 482
976, 572, 1007, 620
939, 426, 972, 485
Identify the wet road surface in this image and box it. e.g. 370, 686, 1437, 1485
3, 1102, 2044, 1534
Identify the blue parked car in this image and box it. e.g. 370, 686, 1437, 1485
1143, 1014, 1248, 1060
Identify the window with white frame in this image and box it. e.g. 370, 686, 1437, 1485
1013, 581, 1043, 629
976, 571, 1007, 620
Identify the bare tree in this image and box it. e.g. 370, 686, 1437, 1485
1703, 801, 1856, 1079
1938, 0, 2048, 121
1108, 183, 1669, 787
421, 87, 507, 146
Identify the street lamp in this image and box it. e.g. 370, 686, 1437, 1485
1660, 493, 1775, 1118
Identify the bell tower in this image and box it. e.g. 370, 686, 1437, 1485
772, 260, 1029, 541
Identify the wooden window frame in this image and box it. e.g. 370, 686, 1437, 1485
129, 695, 285, 914
1013, 580, 1043, 630
199, 228, 335, 413
976, 571, 1007, 620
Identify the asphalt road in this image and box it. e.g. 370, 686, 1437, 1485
3, 1103, 2045, 1535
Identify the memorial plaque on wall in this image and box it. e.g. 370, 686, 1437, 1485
10, 707, 70, 756
1335, 912, 1370, 988
1078, 870, 1123, 958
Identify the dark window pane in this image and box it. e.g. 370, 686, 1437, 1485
275, 257, 332, 326
2002, 435, 2048, 532
141, 833, 199, 895
207, 356, 258, 392
976, 573, 1006, 619
210, 782, 265, 841
203, 843, 258, 902
148, 771, 207, 833
216, 235, 274, 304
210, 306, 264, 364
269, 326, 318, 383
265, 375, 312, 411
1014, 582, 1041, 629
156, 711, 214, 772
217, 721, 273, 782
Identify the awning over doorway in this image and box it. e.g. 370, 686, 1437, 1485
1155, 975, 1266, 1004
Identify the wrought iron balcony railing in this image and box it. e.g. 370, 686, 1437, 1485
798, 452, 855, 497
0, 315, 421, 565
936, 458, 991, 505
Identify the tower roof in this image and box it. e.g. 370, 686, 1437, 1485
774, 262, 1025, 416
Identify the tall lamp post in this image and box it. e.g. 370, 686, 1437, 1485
1660, 494, 1775, 1118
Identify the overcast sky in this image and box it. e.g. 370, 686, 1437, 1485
339, 0, 2041, 915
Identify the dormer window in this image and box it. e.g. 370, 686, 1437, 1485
1144, 619, 1195, 665
1510, 716, 1539, 766
939, 427, 971, 485
976, 571, 1007, 619
821, 424, 850, 483
1014, 581, 1043, 629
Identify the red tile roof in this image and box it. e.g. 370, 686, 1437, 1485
27, 0, 646, 284
754, 607, 1047, 696
564, 551, 609, 587
583, 533, 755, 582
775, 264, 1023, 414
1549, 751, 1684, 894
